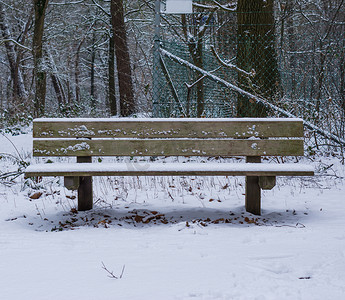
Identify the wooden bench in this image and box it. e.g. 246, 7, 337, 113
25, 118, 314, 215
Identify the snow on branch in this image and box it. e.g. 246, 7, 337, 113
193, 0, 236, 11
91, 0, 110, 17
210, 0, 237, 11
210, 45, 255, 78
160, 47, 280, 110
50, 0, 86, 5
0, 38, 31, 51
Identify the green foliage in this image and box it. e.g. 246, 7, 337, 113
0, 109, 33, 136
57, 102, 83, 118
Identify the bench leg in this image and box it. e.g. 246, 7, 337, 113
77, 156, 93, 211
245, 156, 261, 215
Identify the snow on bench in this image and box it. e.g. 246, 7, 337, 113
25, 118, 314, 215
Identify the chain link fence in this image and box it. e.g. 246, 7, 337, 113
152, 0, 345, 153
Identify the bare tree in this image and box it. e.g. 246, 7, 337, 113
0, 3, 27, 107
181, 7, 217, 117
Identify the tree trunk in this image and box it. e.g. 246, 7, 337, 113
316, 40, 325, 116
181, 11, 216, 117
195, 39, 204, 117
110, 0, 135, 117
108, 27, 117, 115
75, 38, 85, 105
286, 1, 296, 99
51, 73, 64, 109
33, 0, 49, 117
340, 42, 345, 115
0, 3, 27, 102
237, 0, 280, 117
90, 29, 96, 110
48, 50, 66, 112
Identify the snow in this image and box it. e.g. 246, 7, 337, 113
25, 162, 315, 175
1, 130, 345, 300
33, 117, 304, 123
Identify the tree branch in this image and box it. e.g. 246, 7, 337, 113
210, 45, 255, 78
101, 262, 125, 279
0, 38, 31, 51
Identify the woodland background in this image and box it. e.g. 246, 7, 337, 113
0, 0, 344, 154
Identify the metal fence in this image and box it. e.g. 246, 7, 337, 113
152, 0, 345, 152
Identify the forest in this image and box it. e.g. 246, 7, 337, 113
0, 0, 344, 154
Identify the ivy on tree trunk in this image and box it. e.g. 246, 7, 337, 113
236, 0, 280, 117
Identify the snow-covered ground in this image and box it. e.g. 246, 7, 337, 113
0, 130, 345, 300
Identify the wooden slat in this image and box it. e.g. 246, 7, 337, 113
25, 162, 315, 177
33, 118, 304, 139
33, 138, 304, 157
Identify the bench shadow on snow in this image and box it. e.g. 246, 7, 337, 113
15, 204, 308, 232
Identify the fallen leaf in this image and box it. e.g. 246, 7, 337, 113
134, 215, 144, 223
29, 192, 43, 199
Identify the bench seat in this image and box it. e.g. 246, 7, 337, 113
26, 162, 314, 177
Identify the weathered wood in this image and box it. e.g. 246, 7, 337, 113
77, 156, 93, 211
25, 117, 314, 213
33, 139, 304, 157
259, 176, 276, 190
64, 176, 79, 190
25, 162, 315, 177
246, 156, 261, 215
33, 118, 304, 139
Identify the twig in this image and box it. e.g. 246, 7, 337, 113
210, 45, 255, 78
210, 0, 237, 12
193, 0, 236, 12
168, 190, 175, 202
90, 0, 110, 17
0, 38, 31, 51
101, 262, 125, 279
0, 133, 24, 161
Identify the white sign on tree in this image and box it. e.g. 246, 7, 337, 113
165, 0, 193, 14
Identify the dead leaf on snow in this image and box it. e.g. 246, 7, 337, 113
29, 192, 43, 199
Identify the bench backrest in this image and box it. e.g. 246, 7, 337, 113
32, 118, 305, 157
